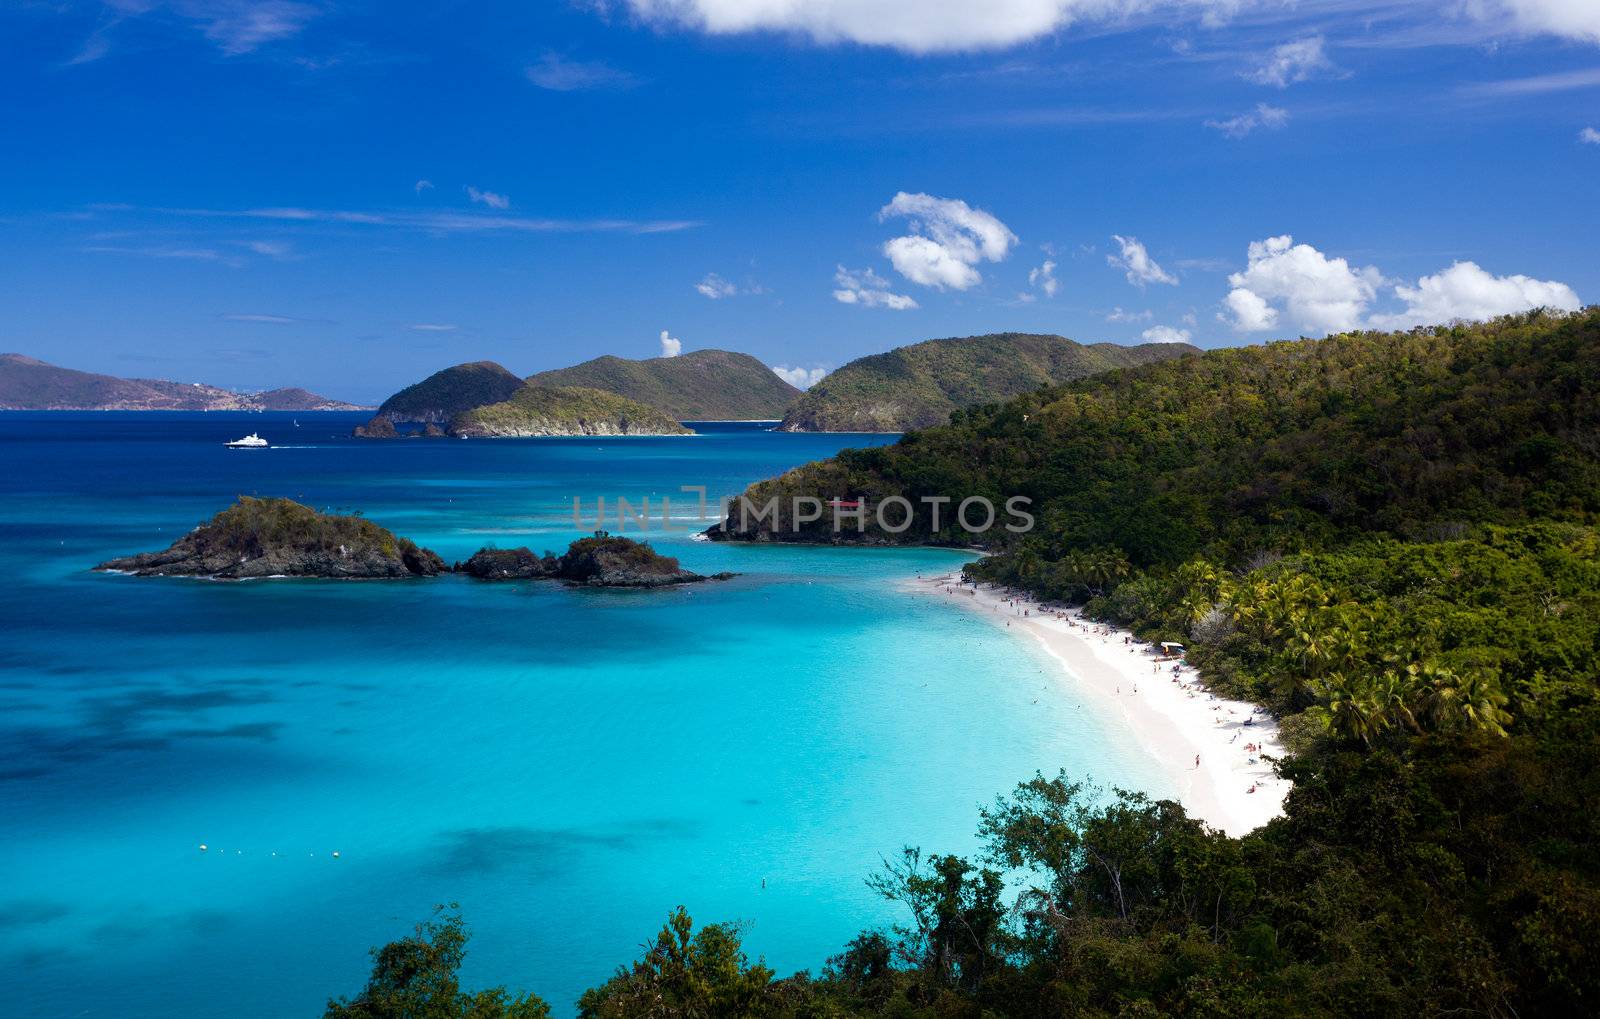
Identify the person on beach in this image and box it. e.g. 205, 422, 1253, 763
1195, 754, 1201, 769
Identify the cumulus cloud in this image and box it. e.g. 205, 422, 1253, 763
1367, 261, 1581, 330
833, 266, 918, 310
771, 365, 830, 389
614, 0, 1267, 54
1142, 325, 1193, 344
1582, 126, 1600, 144
695, 273, 738, 299
659, 330, 682, 357
1108, 235, 1178, 288
1223, 287, 1278, 331
1028, 259, 1060, 298
1222, 236, 1581, 334
466, 186, 510, 210
1106, 306, 1152, 322
1472, 0, 1600, 44
525, 53, 639, 91
1224, 235, 1380, 333
1246, 36, 1335, 88
1206, 103, 1290, 138
878, 192, 1017, 290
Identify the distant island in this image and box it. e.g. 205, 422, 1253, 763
778, 332, 1195, 432
459, 532, 730, 587
526, 348, 801, 420
451, 385, 690, 437
0, 353, 367, 411
95, 497, 446, 579
97, 500, 720, 587
355, 349, 797, 438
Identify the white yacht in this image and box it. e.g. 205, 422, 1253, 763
225, 433, 269, 448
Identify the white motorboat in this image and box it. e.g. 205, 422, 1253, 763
225, 433, 269, 448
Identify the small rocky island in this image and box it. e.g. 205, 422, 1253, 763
458, 533, 730, 587
95, 497, 447, 579
97, 504, 725, 588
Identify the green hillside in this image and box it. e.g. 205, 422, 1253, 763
450, 384, 691, 437
371, 361, 525, 424
777, 332, 1196, 432
527, 348, 800, 420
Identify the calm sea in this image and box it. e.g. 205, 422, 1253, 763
0, 412, 1171, 1017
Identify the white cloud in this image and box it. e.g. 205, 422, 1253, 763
1106, 306, 1152, 322
1223, 287, 1278, 331
1246, 36, 1335, 88
1221, 237, 1580, 334
1367, 261, 1581, 329
223, 313, 304, 324
659, 330, 682, 357
101, 1, 320, 56
1142, 325, 1193, 344
1206, 103, 1290, 138
466, 186, 510, 210
878, 191, 1017, 290
695, 273, 738, 299
244, 239, 293, 258
409, 323, 458, 332
1028, 259, 1060, 297
1581, 126, 1600, 144
1108, 235, 1178, 288
1456, 67, 1600, 98
114, 203, 700, 236
525, 53, 639, 91
414, 180, 434, 194
771, 365, 830, 389
1471, 0, 1600, 44
833, 265, 918, 310
1224, 235, 1380, 333
615, 0, 1254, 54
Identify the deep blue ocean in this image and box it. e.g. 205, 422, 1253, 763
0, 412, 1171, 1017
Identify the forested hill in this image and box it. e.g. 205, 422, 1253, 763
368, 361, 526, 425
777, 332, 1195, 432
526, 348, 801, 420
721, 310, 1600, 558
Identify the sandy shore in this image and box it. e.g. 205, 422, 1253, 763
909, 573, 1289, 837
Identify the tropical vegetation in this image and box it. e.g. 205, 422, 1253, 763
778, 332, 1194, 432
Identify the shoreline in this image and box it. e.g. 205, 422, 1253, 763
908, 572, 1289, 837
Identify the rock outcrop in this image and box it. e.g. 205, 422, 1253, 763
96, 497, 446, 579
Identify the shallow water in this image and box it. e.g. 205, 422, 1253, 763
0, 413, 1172, 1017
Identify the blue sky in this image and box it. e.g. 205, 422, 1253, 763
2, 1, 1597, 402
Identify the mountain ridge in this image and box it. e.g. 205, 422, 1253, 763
0, 353, 368, 411
777, 332, 1197, 432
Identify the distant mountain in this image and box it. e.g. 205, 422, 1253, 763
367, 361, 526, 426
527, 349, 800, 420
451, 385, 691, 437
778, 333, 1198, 432
0, 354, 366, 411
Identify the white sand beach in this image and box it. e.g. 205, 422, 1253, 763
911, 572, 1290, 837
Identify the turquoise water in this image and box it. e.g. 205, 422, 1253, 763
0, 413, 1173, 1017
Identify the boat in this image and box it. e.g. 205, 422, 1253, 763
225, 433, 269, 448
